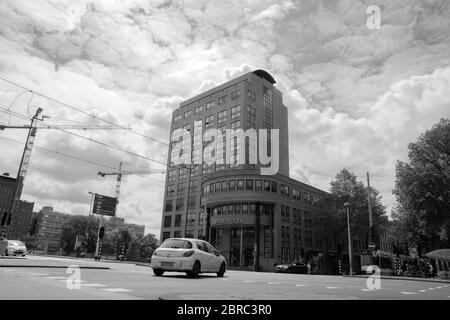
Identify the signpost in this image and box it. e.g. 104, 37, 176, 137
91, 193, 117, 261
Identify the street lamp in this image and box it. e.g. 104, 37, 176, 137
344, 202, 353, 276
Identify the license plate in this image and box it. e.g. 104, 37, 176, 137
161, 262, 174, 267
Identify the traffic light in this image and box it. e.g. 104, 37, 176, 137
99, 227, 105, 240
0, 213, 6, 226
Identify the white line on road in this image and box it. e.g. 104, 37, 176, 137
244, 281, 254, 283
31, 273, 49, 276
428, 288, 435, 290
436, 286, 442, 289
45, 276, 67, 280
361, 289, 377, 292
419, 290, 427, 293
101, 288, 132, 293
401, 292, 418, 295
296, 284, 309, 287
267, 282, 279, 285
326, 287, 340, 289
81, 283, 106, 287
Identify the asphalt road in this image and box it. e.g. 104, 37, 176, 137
1, 255, 449, 300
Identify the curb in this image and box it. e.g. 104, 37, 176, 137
344, 274, 450, 284
0, 265, 110, 269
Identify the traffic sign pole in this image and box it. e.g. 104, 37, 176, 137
94, 215, 103, 261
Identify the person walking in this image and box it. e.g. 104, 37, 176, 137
307, 261, 311, 275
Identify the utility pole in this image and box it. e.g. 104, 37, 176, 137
344, 202, 353, 276
1, 108, 44, 240
367, 172, 375, 252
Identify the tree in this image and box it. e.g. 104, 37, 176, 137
318, 168, 387, 250
60, 215, 99, 255
393, 118, 450, 250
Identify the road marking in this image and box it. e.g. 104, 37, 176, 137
244, 280, 254, 283
31, 273, 49, 276
428, 288, 435, 290
267, 282, 279, 285
327, 286, 340, 289
60, 279, 86, 283
401, 292, 418, 295
419, 290, 427, 293
296, 284, 309, 287
436, 286, 442, 289
361, 288, 377, 291
81, 283, 106, 287
45, 276, 67, 280
101, 288, 132, 293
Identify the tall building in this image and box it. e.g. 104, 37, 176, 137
0, 173, 16, 233
9, 200, 34, 241
160, 70, 332, 272
34, 206, 71, 254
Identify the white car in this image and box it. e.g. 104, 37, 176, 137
4, 240, 27, 256
150, 238, 226, 278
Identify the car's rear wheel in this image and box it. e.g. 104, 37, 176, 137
217, 262, 226, 277
4, 250, 8, 256
153, 269, 164, 276
187, 261, 201, 278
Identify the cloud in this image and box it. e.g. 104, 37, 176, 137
0, 0, 449, 238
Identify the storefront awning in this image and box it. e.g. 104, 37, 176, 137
424, 249, 450, 262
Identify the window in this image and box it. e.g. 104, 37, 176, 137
199, 212, 205, 226
271, 181, 277, 193
293, 189, 300, 200
285, 206, 290, 223
215, 182, 221, 192
188, 196, 196, 209
242, 203, 248, 214
164, 215, 172, 228
177, 183, 186, 195
247, 90, 255, 101
183, 123, 191, 132
187, 213, 195, 226
205, 115, 215, 128
231, 90, 241, 100
235, 203, 241, 214
255, 180, 262, 191
281, 205, 285, 222
247, 105, 255, 120
176, 198, 184, 211
264, 180, 271, 191
237, 179, 244, 190
173, 230, 182, 238
162, 232, 171, 242
247, 121, 255, 129
246, 179, 253, 190
218, 95, 227, 105
178, 167, 188, 180
168, 169, 177, 182
184, 110, 192, 119
231, 105, 241, 119
229, 180, 236, 191
195, 105, 203, 114
174, 114, 182, 122
222, 204, 228, 214
166, 184, 175, 196
221, 181, 229, 191
185, 230, 195, 238
218, 110, 227, 124
174, 214, 182, 227
228, 204, 234, 214
231, 120, 241, 130
164, 200, 173, 212
281, 185, 289, 197
206, 101, 215, 110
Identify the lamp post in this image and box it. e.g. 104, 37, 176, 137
83, 191, 95, 257
344, 202, 353, 276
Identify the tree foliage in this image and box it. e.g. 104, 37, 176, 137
393, 118, 450, 250
60, 215, 99, 255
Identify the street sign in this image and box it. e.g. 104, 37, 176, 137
92, 194, 117, 216
368, 242, 376, 250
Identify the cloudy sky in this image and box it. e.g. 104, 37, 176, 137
0, 0, 449, 238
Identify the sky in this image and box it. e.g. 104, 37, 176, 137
0, 0, 449, 239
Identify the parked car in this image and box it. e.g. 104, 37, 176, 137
150, 238, 226, 278
4, 240, 27, 257
274, 262, 308, 274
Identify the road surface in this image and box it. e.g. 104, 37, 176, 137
1, 255, 449, 300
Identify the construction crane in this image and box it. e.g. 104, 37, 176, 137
0, 109, 127, 239
97, 161, 165, 213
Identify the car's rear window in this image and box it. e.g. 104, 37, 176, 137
9, 241, 24, 246
160, 239, 192, 249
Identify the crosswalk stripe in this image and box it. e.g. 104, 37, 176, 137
401, 292, 418, 295
327, 286, 340, 289
81, 283, 106, 287
101, 288, 132, 293
45, 276, 66, 280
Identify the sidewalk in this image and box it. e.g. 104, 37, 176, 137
346, 274, 450, 284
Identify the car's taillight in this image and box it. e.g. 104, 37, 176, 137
182, 250, 195, 257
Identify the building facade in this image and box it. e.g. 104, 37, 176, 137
9, 200, 35, 241
0, 174, 16, 235
34, 206, 71, 254
160, 70, 335, 272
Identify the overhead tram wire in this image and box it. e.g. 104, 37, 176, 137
0, 76, 169, 146
0, 107, 168, 167
0, 135, 164, 183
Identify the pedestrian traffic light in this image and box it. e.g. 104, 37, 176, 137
0, 213, 6, 226
99, 227, 105, 240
